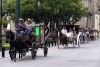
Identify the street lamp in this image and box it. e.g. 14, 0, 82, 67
0, 0, 2, 47
86, 10, 88, 28
38, 1, 40, 22
16, 0, 20, 25
56, 10, 59, 28
68, 0, 70, 24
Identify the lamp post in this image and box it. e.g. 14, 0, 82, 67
68, 0, 70, 24
57, 10, 59, 28
86, 0, 90, 28
86, 11, 88, 28
16, 0, 20, 25
38, 1, 41, 24
0, 0, 2, 47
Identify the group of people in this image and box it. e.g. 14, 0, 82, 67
15, 18, 34, 37
61, 26, 77, 38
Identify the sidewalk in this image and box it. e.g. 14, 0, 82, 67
0, 50, 9, 59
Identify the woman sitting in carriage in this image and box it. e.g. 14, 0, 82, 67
23, 18, 35, 41
23, 18, 35, 36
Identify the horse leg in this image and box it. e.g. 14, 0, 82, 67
14, 48, 16, 62
58, 39, 60, 49
20, 48, 23, 60
18, 49, 21, 61
66, 38, 68, 47
19, 48, 23, 61
9, 47, 13, 61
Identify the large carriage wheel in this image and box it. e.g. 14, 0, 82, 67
43, 40, 48, 57
31, 42, 37, 60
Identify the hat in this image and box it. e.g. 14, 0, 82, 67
27, 18, 32, 23
19, 18, 23, 21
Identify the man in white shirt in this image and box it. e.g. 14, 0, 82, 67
61, 26, 68, 47
61, 26, 67, 35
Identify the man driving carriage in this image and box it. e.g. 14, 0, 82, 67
15, 18, 35, 39
61, 26, 68, 35
15, 18, 26, 38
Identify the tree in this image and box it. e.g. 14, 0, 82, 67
2, 0, 16, 20
2, 18, 8, 25
2, 0, 87, 25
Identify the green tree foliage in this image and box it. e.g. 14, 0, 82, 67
2, 18, 8, 25
2, 0, 87, 24
0, 18, 8, 25
2, 0, 16, 20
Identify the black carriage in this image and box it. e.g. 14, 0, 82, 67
5, 24, 49, 62
23, 24, 48, 59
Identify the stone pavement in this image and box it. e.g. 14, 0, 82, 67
0, 39, 100, 67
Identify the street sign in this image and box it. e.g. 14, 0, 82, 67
35, 26, 40, 36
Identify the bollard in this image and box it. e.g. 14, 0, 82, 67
52, 41, 53, 47
2, 47, 5, 57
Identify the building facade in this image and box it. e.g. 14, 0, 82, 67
77, 0, 100, 31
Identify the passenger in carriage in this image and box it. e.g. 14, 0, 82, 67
61, 26, 68, 35
23, 18, 35, 36
15, 18, 26, 37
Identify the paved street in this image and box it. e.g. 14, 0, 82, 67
0, 39, 100, 67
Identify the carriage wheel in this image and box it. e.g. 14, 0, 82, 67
43, 47, 48, 57
31, 42, 37, 60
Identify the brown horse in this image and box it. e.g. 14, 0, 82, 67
58, 30, 68, 49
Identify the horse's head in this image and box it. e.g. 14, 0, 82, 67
5, 30, 15, 43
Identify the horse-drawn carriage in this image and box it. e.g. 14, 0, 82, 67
5, 24, 49, 62
89, 29, 96, 41
24, 24, 48, 59
58, 24, 81, 48
79, 28, 90, 44
89, 29, 99, 41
